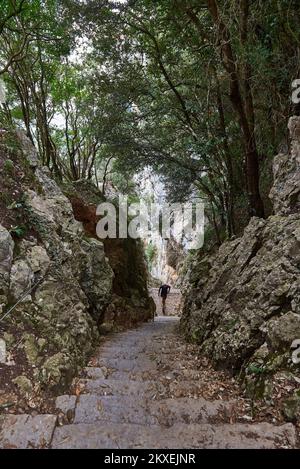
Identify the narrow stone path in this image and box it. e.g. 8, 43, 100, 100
50, 317, 296, 449
150, 288, 182, 316
0, 317, 297, 448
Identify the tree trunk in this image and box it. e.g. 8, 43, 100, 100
206, 0, 265, 218
215, 77, 236, 235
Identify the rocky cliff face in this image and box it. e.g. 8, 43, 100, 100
150, 236, 184, 286
180, 117, 300, 405
65, 179, 155, 328
0, 131, 153, 405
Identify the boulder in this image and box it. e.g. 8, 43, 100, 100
9, 259, 34, 302
26, 245, 50, 276
267, 312, 300, 351
67, 181, 155, 327
16, 130, 39, 168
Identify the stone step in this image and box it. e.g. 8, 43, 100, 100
94, 347, 181, 362
82, 377, 155, 396
96, 344, 187, 358
73, 394, 238, 426
0, 414, 57, 449
84, 366, 157, 381
94, 347, 148, 357
81, 376, 223, 400
94, 351, 143, 360
101, 367, 212, 383
155, 316, 180, 322
51, 421, 296, 449
84, 367, 107, 379
95, 341, 154, 351
74, 394, 156, 425
94, 357, 157, 372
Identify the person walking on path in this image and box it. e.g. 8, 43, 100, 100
158, 284, 171, 315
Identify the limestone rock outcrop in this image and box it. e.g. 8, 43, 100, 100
0, 226, 14, 311
180, 117, 300, 395
0, 131, 152, 399
65, 180, 155, 328
270, 116, 300, 216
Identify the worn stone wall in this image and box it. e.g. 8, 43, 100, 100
180, 116, 300, 402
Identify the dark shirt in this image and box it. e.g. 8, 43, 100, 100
159, 284, 171, 298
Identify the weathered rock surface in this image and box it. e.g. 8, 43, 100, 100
0, 132, 153, 398
0, 225, 14, 303
55, 394, 77, 415
0, 134, 114, 392
270, 116, 300, 215
52, 420, 296, 449
180, 116, 300, 398
0, 338, 6, 363
0, 414, 57, 449
67, 180, 155, 327
79, 238, 114, 322
150, 236, 184, 286
9, 259, 33, 302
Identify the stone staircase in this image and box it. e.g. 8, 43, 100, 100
0, 317, 297, 449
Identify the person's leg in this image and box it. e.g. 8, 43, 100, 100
162, 296, 166, 315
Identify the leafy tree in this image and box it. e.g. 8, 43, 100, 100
1, 0, 300, 242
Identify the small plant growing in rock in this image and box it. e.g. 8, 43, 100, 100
145, 242, 157, 269
9, 225, 27, 238
247, 364, 265, 375
3, 159, 14, 175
